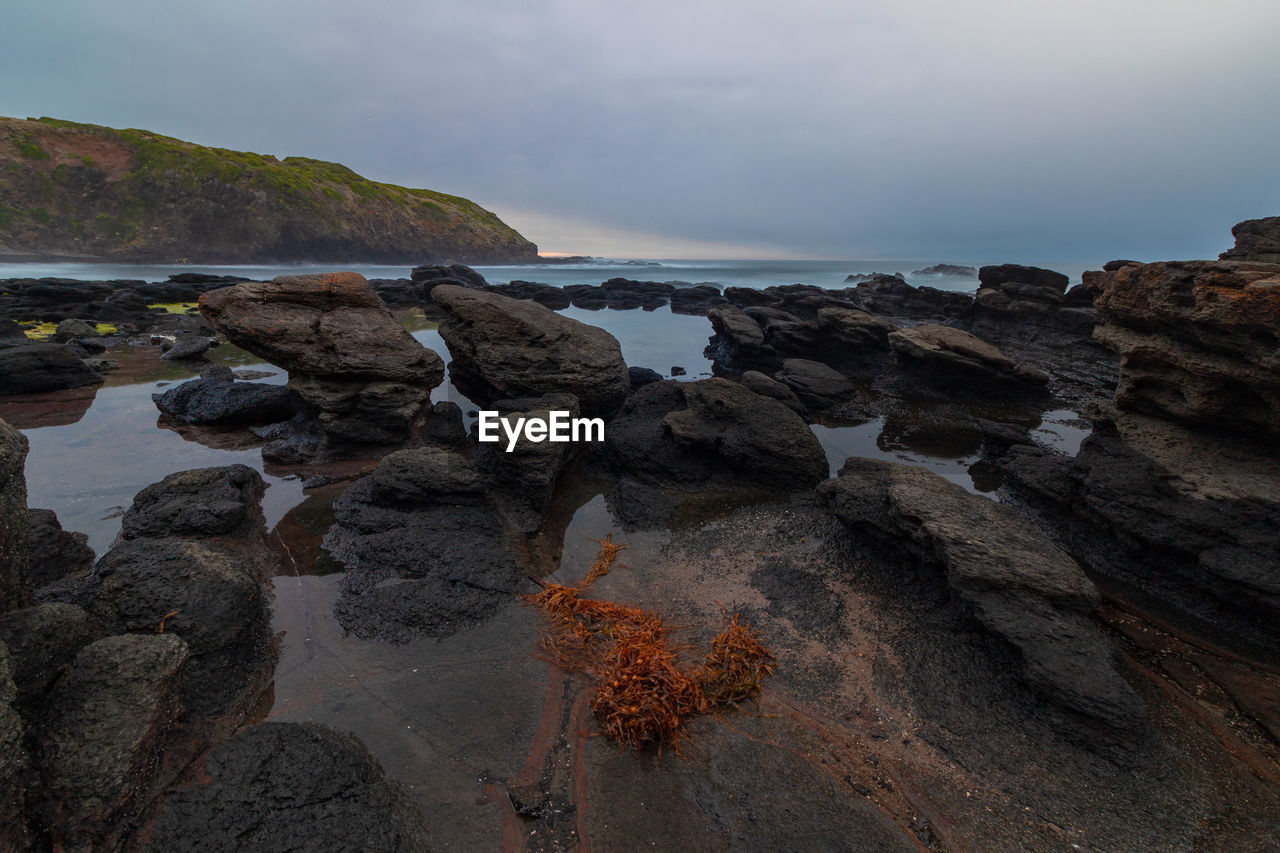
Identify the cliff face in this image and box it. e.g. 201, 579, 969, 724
0, 116, 537, 264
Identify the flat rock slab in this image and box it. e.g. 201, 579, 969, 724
889, 323, 1049, 389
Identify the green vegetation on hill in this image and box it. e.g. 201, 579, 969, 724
0, 115, 537, 264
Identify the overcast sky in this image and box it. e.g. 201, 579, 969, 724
3, 0, 1278, 261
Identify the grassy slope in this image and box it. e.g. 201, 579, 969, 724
0, 116, 537, 264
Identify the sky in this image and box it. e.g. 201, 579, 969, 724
2, 0, 1278, 262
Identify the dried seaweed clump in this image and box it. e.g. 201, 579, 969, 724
524, 535, 775, 751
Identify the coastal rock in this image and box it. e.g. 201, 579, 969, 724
433, 284, 629, 417
0, 342, 104, 395
888, 324, 1049, 392
819, 458, 1146, 734
0, 643, 29, 851
474, 393, 581, 532
628, 366, 663, 390
0, 320, 26, 340
159, 335, 213, 361
846, 275, 972, 320
324, 447, 522, 643
1089, 260, 1280, 438
603, 378, 828, 491
153, 366, 297, 428
1000, 415, 1280, 651
409, 262, 489, 289
40, 633, 189, 850
120, 465, 266, 541
706, 305, 770, 368
0, 602, 94, 701
775, 358, 856, 410
83, 465, 273, 719
912, 264, 978, 277
199, 272, 444, 453
669, 283, 724, 314
845, 271, 905, 283
739, 370, 806, 417
54, 318, 100, 342
1219, 216, 1280, 263
490, 280, 572, 310
26, 508, 94, 589
134, 722, 429, 853
1, 420, 30, 613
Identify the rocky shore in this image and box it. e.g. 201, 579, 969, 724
1, 215, 1278, 850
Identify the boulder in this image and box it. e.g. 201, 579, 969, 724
490, 280, 571, 310
706, 305, 771, 368
26, 508, 93, 589
1088, 260, 1280, 438
323, 447, 523, 643
888, 325, 1049, 391
0, 602, 94, 701
153, 366, 297, 428
120, 465, 266, 541
0, 342, 104, 395
739, 370, 806, 417
819, 458, 1146, 734
199, 272, 444, 453
54, 318, 100, 342
603, 378, 828, 491
0, 319, 26, 340
134, 722, 429, 853
845, 275, 972, 321
432, 284, 629, 417
474, 393, 581, 532
159, 335, 213, 361
775, 358, 856, 410
1219, 216, 1280, 263
1, 420, 29, 613
912, 264, 977, 277
409, 262, 489, 289
629, 366, 663, 390
84, 466, 273, 719
40, 633, 189, 849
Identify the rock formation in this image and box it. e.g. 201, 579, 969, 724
432, 284, 630, 417
199, 272, 444, 458
1219, 215, 1280, 263
819, 458, 1147, 735
0, 420, 29, 612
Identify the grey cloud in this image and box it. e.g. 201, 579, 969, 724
2, 0, 1278, 261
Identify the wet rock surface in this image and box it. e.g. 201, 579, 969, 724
433, 284, 630, 417
0, 642, 27, 851
888, 323, 1050, 392
133, 722, 430, 853
25, 508, 94, 589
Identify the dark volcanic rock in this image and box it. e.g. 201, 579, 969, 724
913, 264, 978, 277
433, 284, 629, 417
775, 358, 856, 410
1, 420, 30, 612
159, 335, 213, 361
26, 508, 93, 589
846, 275, 972, 320
1001, 417, 1280, 651
324, 447, 523, 642
0, 642, 28, 851
628, 366, 663, 390
490, 280, 571, 310
40, 633, 189, 850
153, 366, 296, 428
474, 393, 581, 532
199, 272, 444, 453
845, 271, 905, 283
889, 324, 1049, 392
1219, 216, 1280, 263
978, 264, 1069, 292
706, 305, 771, 369
0, 601, 94, 701
0, 341, 104, 395
54, 318, 100, 342
603, 378, 828, 491
739, 370, 806, 417
409, 262, 489, 289
819, 458, 1146, 735
1089, 260, 1280, 438
120, 465, 266, 541
135, 722, 429, 853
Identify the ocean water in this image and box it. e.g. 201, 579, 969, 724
0, 257, 1095, 290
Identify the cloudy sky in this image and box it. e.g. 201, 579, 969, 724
3, 0, 1278, 261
